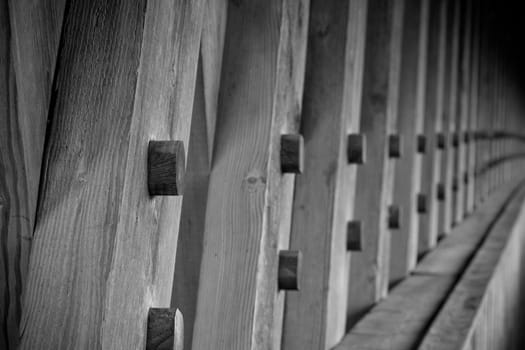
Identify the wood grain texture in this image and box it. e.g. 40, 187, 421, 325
334, 275, 455, 350
170, 2, 227, 349
148, 141, 186, 196
0, 0, 66, 348
146, 308, 183, 350
418, 183, 525, 350
282, 0, 368, 348
19, 1, 204, 349
418, 0, 448, 254
347, 0, 405, 329
280, 134, 304, 174
191, 0, 310, 348
389, 0, 429, 284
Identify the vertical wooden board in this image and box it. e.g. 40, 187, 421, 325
390, 0, 429, 283
465, 1, 480, 214
453, 0, 472, 223
437, 0, 460, 237
474, 4, 489, 206
170, 59, 211, 350
347, 0, 405, 328
200, 0, 228, 161
19, 1, 204, 349
418, 0, 448, 254
171, 1, 227, 349
0, 1, 66, 348
282, 0, 367, 348
191, 0, 309, 348
476, 0, 494, 205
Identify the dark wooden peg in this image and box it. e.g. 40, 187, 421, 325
436, 132, 446, 149
147, 308, 184, 350
452, 177, 459, 192
347, 134, 366, 164
346, 221, 363, 251
417, 193, 427, 214
388, 134, 402, 158
437, 183, 445, 201
464, 131, 470, 143
278, 250, 302, 291
388, 205, 400, 229
281, 134, 304, 174
148, 140, 185, 196
417, 135, 426, 154
452, 132, 460, 147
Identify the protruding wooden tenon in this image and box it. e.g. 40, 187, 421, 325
281, 134, 304, 174
278, 250, 302, 291
388, 205, 401, 229
417, 193, 427, 214
436, 132, 446, 149
437, 183, 445, 201
347, 134, 366, 164
147, 308, 184, 350
388, 134, 402, 158
346, 221, 363, 251
148, 140, 186, 196
417, 134, 426, 154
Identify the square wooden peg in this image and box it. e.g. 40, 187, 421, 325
347, 134, 366, 164
278, 250, 302, 291
148, 140, 186, 196
281, 134, 304, 174
346, 221, 363, 251
147, 308, 184, 350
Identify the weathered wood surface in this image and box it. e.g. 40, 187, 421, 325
418, 0, 448, 254
334, 275, 455, 350
191, 0, 310, 348
0, 0, 66, 348
346, 0, 405, 329
19, 1, 204, 349
419, 183, 525, 350
146, 308, 184, 350
171, 1, 227, 349
390, 0, 429, 284
282, 0, 367, 348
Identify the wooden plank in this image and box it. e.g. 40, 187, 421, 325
171, 1, 227, 349
334, 275, 455, 350
437, 0, 460, 237
415, 179, 521, 276
465, 1, 480, 214
19, 1, 204, 349
0, 1, 66, 348
453, 0, 472, 223
418, 0, 448, 254
419, 183, 525, 350
390, 0, 430, 283
191, 0, 310, 348
281, 0, 367, 348
347, 0, 405, 328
